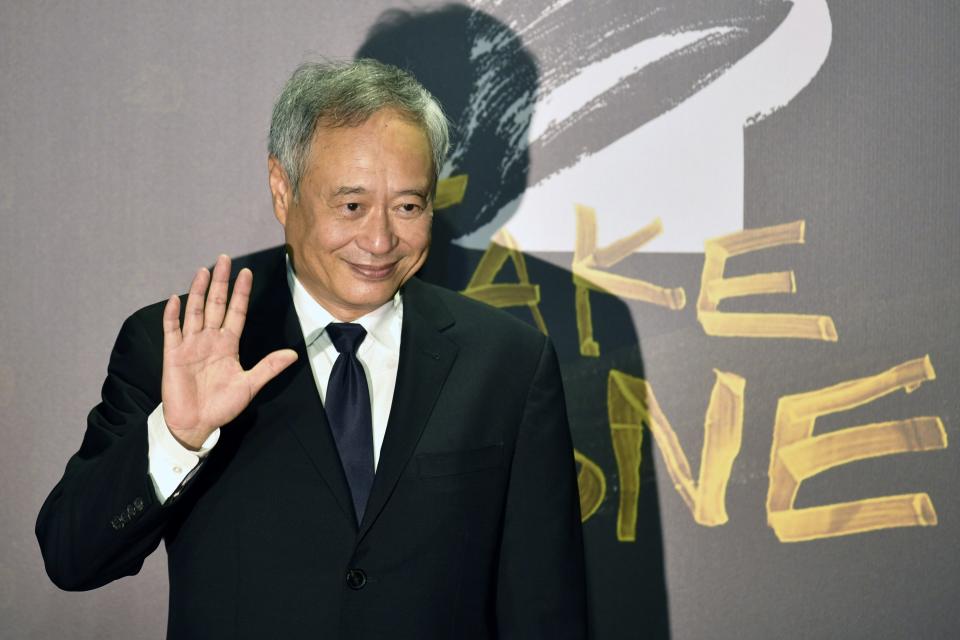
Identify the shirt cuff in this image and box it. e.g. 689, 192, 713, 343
147, 404, 220, 503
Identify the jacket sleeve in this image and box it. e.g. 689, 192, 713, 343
496, 336, 589, 639
36, 308, 173, 591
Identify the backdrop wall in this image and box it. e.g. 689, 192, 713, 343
2, 1, 957, 638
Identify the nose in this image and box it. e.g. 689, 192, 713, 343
356, 206, 398, 256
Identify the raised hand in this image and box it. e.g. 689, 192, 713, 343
160, 255, 298, 450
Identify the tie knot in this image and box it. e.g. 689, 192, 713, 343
326, 322, 367, 355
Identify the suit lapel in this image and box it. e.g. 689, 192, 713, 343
358, 277, 458, 539
238, 252, 459, 535
238, 248, 356, 526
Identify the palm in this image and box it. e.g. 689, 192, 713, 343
160, 256, 297, 449
163, 328, 247, 438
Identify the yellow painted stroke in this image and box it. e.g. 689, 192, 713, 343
696, 219, 838, 341
609, 368, 745, 541
778, 417, 946, 480
574, 283, 599, 357
463, 229, 548, 334
572, 205, 686, 307
572, 204, 686, 356
592, 219, 664, 268
575, 272, 686, 309
575, 449, 607, 522
461, 284, 540, 308
766, 355, 948, 542
767, 494, 938, 542
699, 312, 838, 341
433, 174, 468, 210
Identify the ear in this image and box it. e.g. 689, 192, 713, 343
268, 155, 293, 226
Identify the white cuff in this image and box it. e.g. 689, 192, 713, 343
147, 404, 220, 502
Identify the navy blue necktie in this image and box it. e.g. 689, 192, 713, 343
325, 323, 374, 524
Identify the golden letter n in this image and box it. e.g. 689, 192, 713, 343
609, 369, 745, 541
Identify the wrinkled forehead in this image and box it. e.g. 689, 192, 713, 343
311, 107, 435, 170
301, 110, 434, 193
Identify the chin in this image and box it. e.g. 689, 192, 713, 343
342, 286, 398, 310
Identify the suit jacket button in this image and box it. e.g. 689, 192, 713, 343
346, 568, 367, 590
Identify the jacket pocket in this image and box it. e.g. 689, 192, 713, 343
416, 444, 504, 478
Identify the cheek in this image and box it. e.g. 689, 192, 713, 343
401, 219, 432, 252
284, 209, 312, 246
297, 215, 351, 253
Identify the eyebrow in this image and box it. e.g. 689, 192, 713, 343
394, 188, 429, 199
330, 186, 429, 199
331, 186, 367, 197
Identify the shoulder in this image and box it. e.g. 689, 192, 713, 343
120, 299, 167, 348
404, 276, 547, 355
124, 245, 289, 335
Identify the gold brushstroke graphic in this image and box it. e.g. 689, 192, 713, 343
697, 220, 838, 340
462, 229, 548, 334
573, 204, 686, 356
433, 174, 469, 210
766, 356, 948, 542
609, 368, 745, 541
575, 449, 606, 522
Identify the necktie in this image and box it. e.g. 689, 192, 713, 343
325, 323, 375, 524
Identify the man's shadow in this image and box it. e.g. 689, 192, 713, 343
358, 6, 671, 639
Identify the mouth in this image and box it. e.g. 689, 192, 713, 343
346, 260, 399, 280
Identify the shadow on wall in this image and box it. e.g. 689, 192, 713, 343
358, 5, 671, 639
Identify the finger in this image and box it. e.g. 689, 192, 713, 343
162, 295, 183, 352
182, 267, 210, 335
223, 268, 252, 337
246, 349, 298, 396
204, 254, 231, 330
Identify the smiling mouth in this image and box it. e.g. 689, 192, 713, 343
347, 261, 399, 280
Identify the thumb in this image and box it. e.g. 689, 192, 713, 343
247, 349, 299, 396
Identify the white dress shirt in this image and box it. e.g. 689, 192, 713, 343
146, 259, 403, 502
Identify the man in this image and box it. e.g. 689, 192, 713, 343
36, 60, 587, 639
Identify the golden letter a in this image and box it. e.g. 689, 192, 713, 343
462, 229, 547, 334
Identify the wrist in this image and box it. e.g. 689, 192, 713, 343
160, 406, 211, 451
170, 430, 206, 452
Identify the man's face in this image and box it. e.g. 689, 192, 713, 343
269, 108, 434, 321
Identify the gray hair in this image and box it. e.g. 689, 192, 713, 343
268, 58, 450, 199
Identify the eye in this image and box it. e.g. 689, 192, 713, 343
397, 203, 423, 216
338, 201, 364, 217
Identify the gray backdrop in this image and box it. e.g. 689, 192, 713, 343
2, 1, 958, 638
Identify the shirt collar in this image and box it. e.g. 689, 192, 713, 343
285, 255, 402, 351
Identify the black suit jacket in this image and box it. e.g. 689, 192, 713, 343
36, 246, 587, 639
